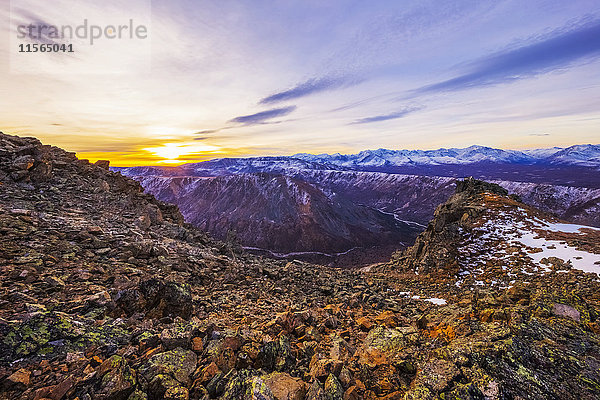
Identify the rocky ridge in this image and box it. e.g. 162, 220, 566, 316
1, 132, 600, 400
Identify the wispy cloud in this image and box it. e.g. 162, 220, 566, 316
229, 106, 297, 125
260, 77, 353, 104
415, 20, 600, 94
195, 129, 220, 135
351, 106, 422, 124
528, 133, 550, 136
12, 9, 62, 45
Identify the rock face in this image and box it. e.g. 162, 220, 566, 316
398, 178, 510, 274
1, 132, 600, 400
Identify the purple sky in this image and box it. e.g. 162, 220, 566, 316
1, 0, 599, 165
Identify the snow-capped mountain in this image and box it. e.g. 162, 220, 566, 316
544, 144, 600, 167
116, 157, 346, 178
521, 146, 563, 158
294, 146, 531, 167
294, 144, 600, 168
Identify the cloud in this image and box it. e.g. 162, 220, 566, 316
528, 133, 550, 136
12, 9, 62, 45
260, 77, 352, 104
415, 20, 600, 94
229, 106, 297, 125
351, 106, 422, 124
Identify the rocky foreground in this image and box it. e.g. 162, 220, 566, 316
1, 132, 600, 400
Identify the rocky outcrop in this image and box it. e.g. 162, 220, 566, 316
394, 178, 508, 274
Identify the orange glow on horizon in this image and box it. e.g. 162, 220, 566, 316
75, 142, 256, 167
77, 151, 222, 167
79, 142, 224, 166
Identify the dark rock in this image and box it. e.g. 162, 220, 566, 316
96, 160, 111, 170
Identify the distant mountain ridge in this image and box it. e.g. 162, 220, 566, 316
115, 144, 600, 178
293, 144, 600, 168
116, 143, 600, 189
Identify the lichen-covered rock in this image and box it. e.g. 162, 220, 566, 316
96, 361, 136, 400
164, 385, 189, 400
257, 336, 295, 372
138, 348, 197, 399
218, 371, 275, 400
127, 389, 148, 400
135, 279, 193, 319
409, 359, 460, 393
324, 374, 343, 400
160, 326, 193, 350
4, 368, 31, 390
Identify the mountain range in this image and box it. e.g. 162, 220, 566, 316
293, 144, 600, 168
117, 144, 600, 265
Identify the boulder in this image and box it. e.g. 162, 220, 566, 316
261, 372, 306, 400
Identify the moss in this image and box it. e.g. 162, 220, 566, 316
38, 346, 54, 355
16, 341, 37, 356
85, 307, 106, 320
515, 365, 541, 385
55, 314, 73, 332
3, 331, 17, 347
3, 316, 52, 356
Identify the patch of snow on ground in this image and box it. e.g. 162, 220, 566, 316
424, 298, 447, 305
512, 230, 600, 275
541, 222, 600, 234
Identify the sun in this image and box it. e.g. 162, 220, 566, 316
144, 143, 185, 162
142, 142, 221, 164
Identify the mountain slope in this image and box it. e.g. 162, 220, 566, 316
127, 167, 600, 247
135, 173, 420, 258
370, 178, 600, 399
387, 178, 600, 280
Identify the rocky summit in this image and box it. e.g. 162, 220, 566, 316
1, 132, 600, 400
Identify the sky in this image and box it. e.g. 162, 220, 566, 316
1, 0, 599, 166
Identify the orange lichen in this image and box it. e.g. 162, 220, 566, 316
428, 324, 456, 341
